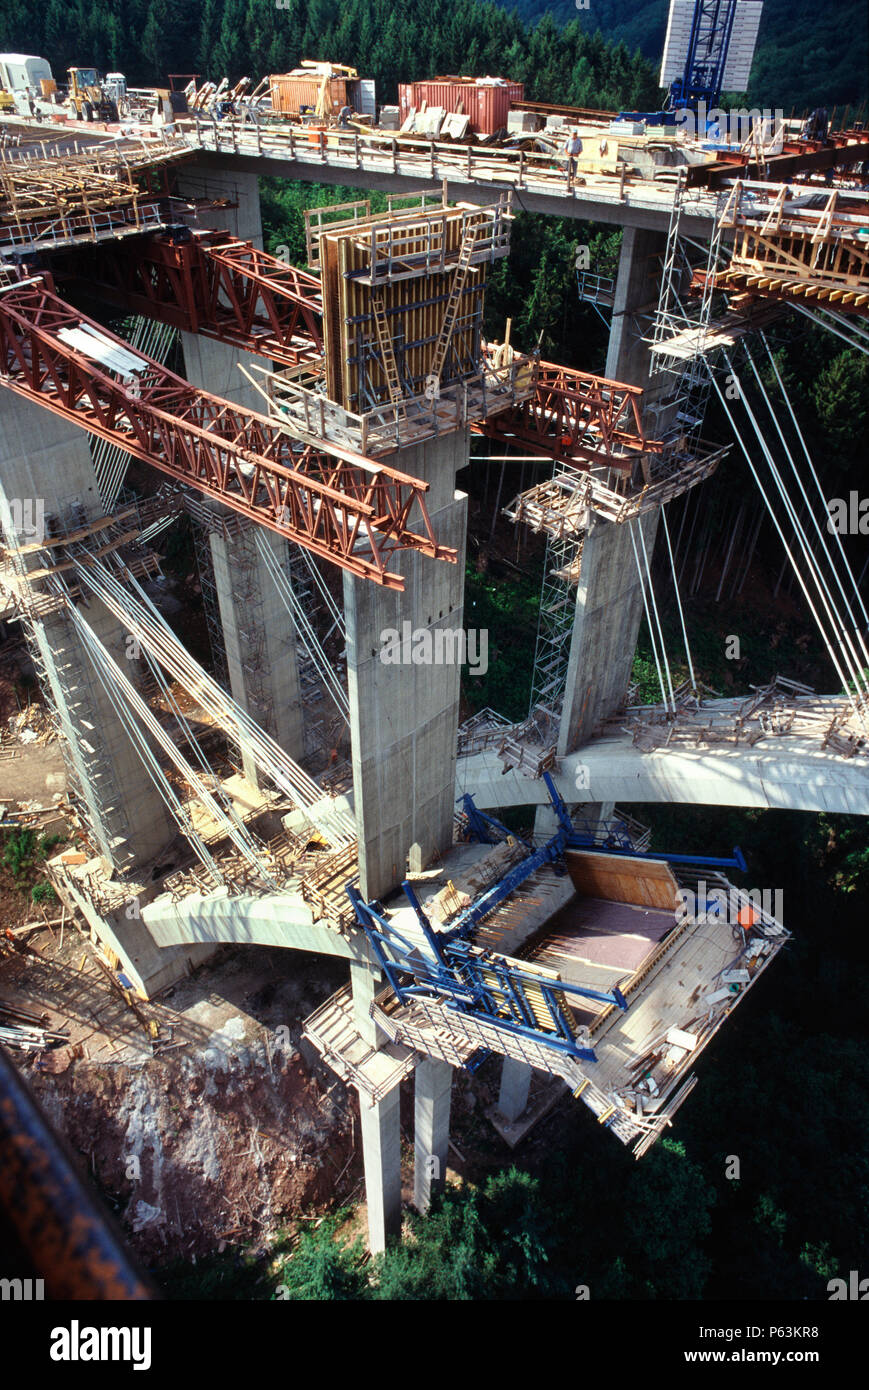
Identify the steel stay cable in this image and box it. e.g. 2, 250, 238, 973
72, 551, 356, 841
58, 593, 227, 886
661, 503, 698, 696
760, 330, 869, 641
747, 337, 869, 694
628, 520, 670, 713
66, 597, 278, 889
636, 515, 676, 713
134, 639, 280, 884
253, 529, 350, 720
737, 342, 869, 703
712, 360, 862, 715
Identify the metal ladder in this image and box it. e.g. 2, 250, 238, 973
370, 290, 405, 408
428, 219, 481, 385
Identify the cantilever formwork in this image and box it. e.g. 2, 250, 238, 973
338, 834, 790, 1156
313, 195, 515, 415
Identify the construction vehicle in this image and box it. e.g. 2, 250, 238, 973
103, 72, 129, 118
65, 67, 120, 122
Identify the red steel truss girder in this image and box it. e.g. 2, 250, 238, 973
474, 360, 660, 471
0, 279, 454, 590
49, 230, 324, 367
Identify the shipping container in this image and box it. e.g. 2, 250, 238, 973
269, 69, 375, 119
269, 72, 351, 116
397, 76, 523, 135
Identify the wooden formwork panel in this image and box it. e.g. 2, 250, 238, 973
565, 850, 679, 912
320, 207, 492, 412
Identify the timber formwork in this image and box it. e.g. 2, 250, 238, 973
716, 183, 869, 317
314, 196, 513, 414
0, 138, 189, 252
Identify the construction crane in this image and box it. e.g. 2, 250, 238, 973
666, 0, 742, 113
621, 0, 763, 126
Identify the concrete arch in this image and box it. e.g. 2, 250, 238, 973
143, 887, 369, 962
459, 734, 869, 817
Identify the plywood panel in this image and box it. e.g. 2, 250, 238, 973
565, 850, 679, 911
319, 204, 496, 410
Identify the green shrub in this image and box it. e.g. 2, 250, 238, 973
31, 881, 58, 905
2, 827, 36, 880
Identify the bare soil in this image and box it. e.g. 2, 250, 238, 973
3, 930, 362, 1267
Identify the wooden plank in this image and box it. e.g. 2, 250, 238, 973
565, 849, 678, 911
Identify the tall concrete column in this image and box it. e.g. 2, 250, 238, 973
498, 1057, 532, 1123
359, 1082, 402, 1253
175, 168, 305, 777
558, 227, 666, 755
0, 390, 174, 870
344, 429, 469, 902
558, 509, 661, 754
350, 956, 387, 1048
605, 226, 667, 388
205, 518, 305, 780
413, 1058, 453, 1212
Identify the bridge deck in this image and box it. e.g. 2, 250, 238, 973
459, 717, 869, 817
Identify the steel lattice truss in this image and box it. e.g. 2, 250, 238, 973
50, 230, 325, 365
48, 232, 662, 472
476, 361, 661, 471
0, 277, 454, 589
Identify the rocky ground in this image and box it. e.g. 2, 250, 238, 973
4, 933, 362, 1268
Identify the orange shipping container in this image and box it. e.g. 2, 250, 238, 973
397, 77, 523, 135
269, 73, 351, 116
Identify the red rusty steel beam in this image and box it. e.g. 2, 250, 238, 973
474, 360, 661, 471
45, 234, 662, 474
687, 129, 869, 188
0, 1043, 155, 1299
48, 229, 324, 367
0, 278, 455, 590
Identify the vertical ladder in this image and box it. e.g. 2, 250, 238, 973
428, 219, 481, 385
370, 290, 405, 408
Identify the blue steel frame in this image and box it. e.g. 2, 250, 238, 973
457, 793, 530, 849
618, 0, 743, 122
541, 773, 747, 873
345, 858, 629, 1065
668, 0, 740, 112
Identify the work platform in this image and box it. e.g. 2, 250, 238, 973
301, 825, 789, 1157
262, 353, 534, 457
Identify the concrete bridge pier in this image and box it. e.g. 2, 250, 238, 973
413, 1058, 453, 1213
173, 169, 306, 779
359, 1084, 403, 1254
0, 390, 176, 871
557, 226, 667, 755
0, 388, 216, 993
203, 512, 306, 781
343, 429, 469, 902
498, 1057, 532, 1123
